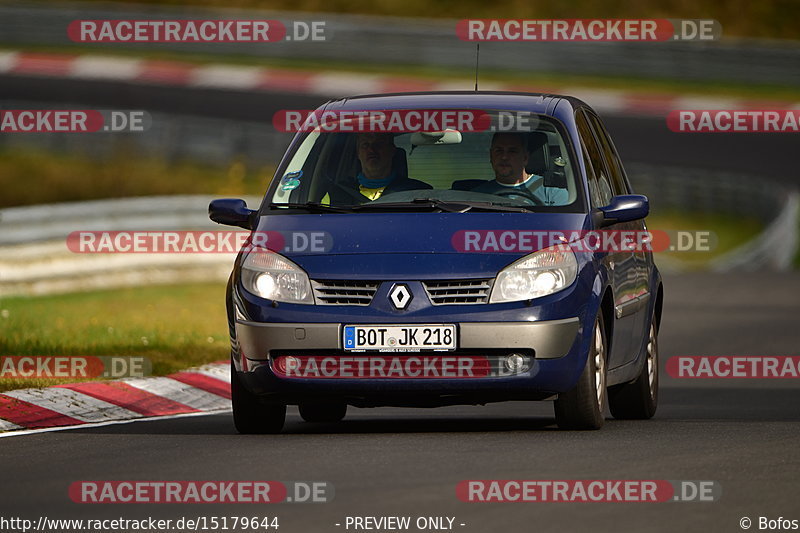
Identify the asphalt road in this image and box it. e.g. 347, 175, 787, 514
0, 274, 798, 532
1, 77, 799, 532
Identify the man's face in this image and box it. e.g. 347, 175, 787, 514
357, 133, 395, 180
490, 134, 529, 185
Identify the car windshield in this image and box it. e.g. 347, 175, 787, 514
267, 110, 583, 213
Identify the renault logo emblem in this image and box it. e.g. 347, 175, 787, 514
389, 284, 412, 310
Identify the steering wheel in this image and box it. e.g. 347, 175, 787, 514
492, 187, 546, 206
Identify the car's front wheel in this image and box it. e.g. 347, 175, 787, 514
554, 313, 607, 430
231, 360, 286, 434
608, 313, 659, 419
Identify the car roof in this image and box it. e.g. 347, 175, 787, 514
320, 91, 591, 116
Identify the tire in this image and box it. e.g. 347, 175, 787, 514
231, 361, 286, 434
299, 402, 347, 423
554, 313, 607, 430
609, 313, 659, 420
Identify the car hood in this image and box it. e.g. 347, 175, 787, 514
254, 212, 589, 279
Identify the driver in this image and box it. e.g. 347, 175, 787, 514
354, 132, 430, 201
472, 132, 567, 205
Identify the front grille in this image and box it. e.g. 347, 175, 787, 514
422, 279, 492, 305
311, 280, 379, 306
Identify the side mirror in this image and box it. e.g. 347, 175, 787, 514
209, 199, 256, 229
596, 195, 649, 228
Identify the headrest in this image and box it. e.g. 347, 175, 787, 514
526, 132, 549, 175
392, 147, 408, 180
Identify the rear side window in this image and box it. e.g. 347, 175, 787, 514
584, 111, 630, 196
575, 110, 612, 207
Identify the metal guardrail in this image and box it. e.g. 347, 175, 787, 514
0, 195, 260, 296
626, 163, 788, 224
0, 194, 261, 246
1, 1, 799, 87
626, 163, 799, 271
0, 100, 291, 168
710, 192, 799, 271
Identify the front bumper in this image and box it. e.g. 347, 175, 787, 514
233, 317, 588, 406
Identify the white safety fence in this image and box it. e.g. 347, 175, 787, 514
626, 163, 799, 272
710, 191, 799, 271
0, 195, 260, 296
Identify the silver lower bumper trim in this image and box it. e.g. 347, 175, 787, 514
236, 317, 580, 361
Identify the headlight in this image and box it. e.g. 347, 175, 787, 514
240, 248, 314, 304
490, 245, 578, 303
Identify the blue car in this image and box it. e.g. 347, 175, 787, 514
210, 91, 663, 433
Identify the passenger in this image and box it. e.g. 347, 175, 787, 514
472, 132, 568, 206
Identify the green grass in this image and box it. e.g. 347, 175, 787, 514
0, 283, 229, 391
647, 211, 763, 268
0, 147, 272, 208
3, 43, 800, 103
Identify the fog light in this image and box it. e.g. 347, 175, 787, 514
274, 355, 301, 375
505, 353, 527, 373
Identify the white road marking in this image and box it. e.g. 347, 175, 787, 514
0, 418, 22, 432
192, 364, 231, 383
673, 96, 741, 109
0, 51, 19, 72
191, 65, 263, 90
0, 409, 229, 439
562, 87, 629, 114
309, 72, 383, 96
2, 387, 143, 422
124, 376, 230, 410
70, 55, 142, 80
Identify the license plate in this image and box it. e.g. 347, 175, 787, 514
343, 325, 456, 351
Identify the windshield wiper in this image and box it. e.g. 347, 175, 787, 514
270, 199, 534, 214
268, 202, 358, 213
441, 200, 536, 213
354, 199, 472, 213
358, 198, 533, 213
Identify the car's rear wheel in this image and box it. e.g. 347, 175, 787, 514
554, 313, 607, 430
299, 402, 347, 423
231, 361, 286, 434
609, 313, 659, 419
